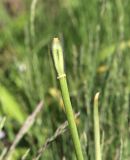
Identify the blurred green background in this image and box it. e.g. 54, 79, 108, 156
0, 0, 130, 159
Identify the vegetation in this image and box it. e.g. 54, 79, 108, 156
52, 38, 84, 160
0, 0, 130, 159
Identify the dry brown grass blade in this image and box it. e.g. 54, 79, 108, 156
5, 100, 44, 160
33, 112, 80, 160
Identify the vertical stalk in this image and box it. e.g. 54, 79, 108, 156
0, 117, 6, 131
52, 38, 84, 160
93, 92, 101, 160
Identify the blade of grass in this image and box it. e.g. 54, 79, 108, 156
0, 117, 6, 131
0, 148, 7, 160
30, 0, 39, 44
93, 92, 101, 160
51, 38, 84, 160
21, 149, 30, 160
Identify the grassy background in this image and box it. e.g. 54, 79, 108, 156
0, 0, 130, 159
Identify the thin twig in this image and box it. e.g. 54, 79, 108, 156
33, 112, 80, 160
5, 101, 44, 160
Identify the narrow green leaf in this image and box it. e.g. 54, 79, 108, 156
0, 117, 6, 131
0, 85, 26, 123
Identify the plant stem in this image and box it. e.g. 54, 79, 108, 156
52, 38, 84, 160
59, 77, 84, 160
93, 92, 101, 160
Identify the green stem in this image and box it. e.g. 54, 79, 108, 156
93, 93, 101, 160
52, 38, 84, 160
59, 77, 84, 160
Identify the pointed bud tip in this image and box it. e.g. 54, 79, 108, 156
53, 38, 60, 44
94, 92, 100, 101
52, 38, 61, 49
